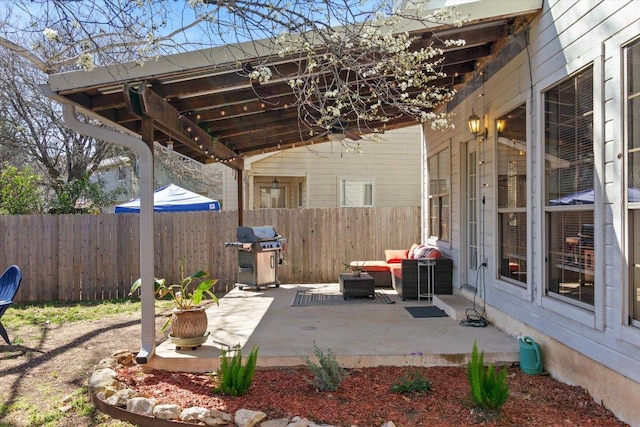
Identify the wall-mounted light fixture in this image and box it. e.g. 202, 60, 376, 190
271, 178, 279, 190
468, 109, 488, 139
496, 118, 506, 133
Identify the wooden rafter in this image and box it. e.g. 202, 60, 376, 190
48, 12, 540, 166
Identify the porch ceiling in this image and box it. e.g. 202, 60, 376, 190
47, 4, 541, 171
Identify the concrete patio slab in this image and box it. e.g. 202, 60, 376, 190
143, 283, 520, 373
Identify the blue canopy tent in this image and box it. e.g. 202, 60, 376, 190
115, 184, 220, 213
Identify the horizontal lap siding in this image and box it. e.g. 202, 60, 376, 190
246, 126, 423, 209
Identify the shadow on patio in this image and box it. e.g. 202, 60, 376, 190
143, 284, 520, 373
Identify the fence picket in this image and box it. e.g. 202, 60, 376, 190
2, 207, 421, 303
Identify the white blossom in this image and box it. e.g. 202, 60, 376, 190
248, 66, 272, 83
43, 28, 58, 41
76, 53, 94, 71
444, 39, 466, 47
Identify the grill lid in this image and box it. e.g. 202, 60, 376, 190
236, 226, 280, 243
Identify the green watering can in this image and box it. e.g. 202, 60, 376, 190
518, 336, 543, 375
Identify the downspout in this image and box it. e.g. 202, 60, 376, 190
58, 101, 156, 363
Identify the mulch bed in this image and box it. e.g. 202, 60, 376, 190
116, 365, 629, 426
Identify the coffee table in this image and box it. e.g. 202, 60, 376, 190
339, 273, 375, 299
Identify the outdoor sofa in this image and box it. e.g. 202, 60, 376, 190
350, 244, 453, 300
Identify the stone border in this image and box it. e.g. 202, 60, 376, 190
88, 350, 399, 427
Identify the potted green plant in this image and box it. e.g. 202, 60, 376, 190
343, 261, 364, 277
130, 263, 219, 349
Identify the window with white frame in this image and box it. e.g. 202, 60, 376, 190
626, 39, 640, 323
259, 186, 286, 208
428, 147, 450, 241
340, 179, 373, 207
497, 104, 528, 285
544, 66, 594, 307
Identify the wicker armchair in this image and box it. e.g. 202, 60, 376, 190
391, 258, 453, 301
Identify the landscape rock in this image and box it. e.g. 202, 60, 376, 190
94, 357, 118, 370
111, 350, 135, 366
181, 406, 210, 422
88, 368, 119, 393
105, 388, 139, 407
102, 385, 120, 398
199, 412, 231, 426
126, 397, 156, 416
199, 408, 233, 425
209, 409, 232, 421
235, 408, 267, 427
153, 403, 182, 420
286, 417, 308, 427
287, 416, 329, 427
261, 419, 291, 427
381, 422, 397, 427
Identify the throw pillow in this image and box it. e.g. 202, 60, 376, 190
385, 249, 409, 264
408, 243, 420, 259
412, 245, 442, 260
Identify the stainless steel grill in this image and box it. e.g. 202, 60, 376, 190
225, 226, 286, 290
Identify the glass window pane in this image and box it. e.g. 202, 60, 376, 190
545, 67, 594, 205
439, 148, 450, 194
429, 197, 440, 238
259, 187, 285, 208
428, 148, 450, 241
630, 152, 640, 195
441, 195, 450, 241
497, 104, 528, 209
341, 179, 373, 207
497, 104, 528, 286
627, 39, 640, 322
428, 156, 438, 194
499, 212, 527, 284
631, 211, 640, 320
547, 211, 594, 305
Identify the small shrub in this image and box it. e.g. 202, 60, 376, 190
390, 367, 432, 395
214, 345, 259, 396
304, 341, 346, 392
467, 341, 509, 410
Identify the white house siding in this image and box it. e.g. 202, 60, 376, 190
225, 125, 423, 209
423, 1, 640, 425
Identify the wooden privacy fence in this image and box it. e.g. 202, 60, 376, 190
0, 206, 421, 303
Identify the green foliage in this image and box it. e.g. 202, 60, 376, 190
130, 262, 218, 309
390, 367, 432, 395
130, 260, 219, 332
47, 173, 122, 214
467, 341, 509, 411
0, 162, 43, 214
304, 341, 346, 392
214, 345, 259, 396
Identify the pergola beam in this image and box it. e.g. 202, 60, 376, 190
132, 82, 244, 170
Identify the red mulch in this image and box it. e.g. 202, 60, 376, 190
116, 365, 628, 426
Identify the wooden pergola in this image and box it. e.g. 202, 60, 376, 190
47, 7, 540, 164
44, 0, 541, 363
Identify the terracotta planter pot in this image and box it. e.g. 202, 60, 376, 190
170, 307, 208, 338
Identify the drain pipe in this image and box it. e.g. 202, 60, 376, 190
58, 101, 156, 363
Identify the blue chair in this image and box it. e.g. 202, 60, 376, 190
0, 265, 22, 345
